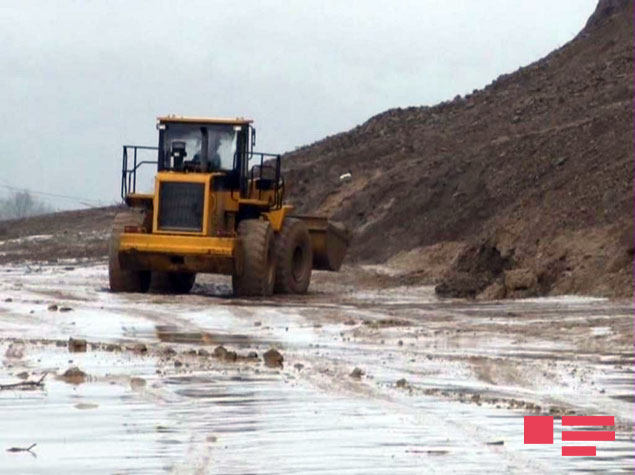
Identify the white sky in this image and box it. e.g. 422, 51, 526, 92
0, 0, 597, 209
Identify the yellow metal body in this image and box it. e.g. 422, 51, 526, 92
118, 170, 296, 275
116, 115, 349, 276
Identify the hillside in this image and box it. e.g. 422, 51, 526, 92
283, 0, 633, 298
1, 1, 631, 299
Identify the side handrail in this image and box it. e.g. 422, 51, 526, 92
248, 152, 282, 208
121, 145, 158, 200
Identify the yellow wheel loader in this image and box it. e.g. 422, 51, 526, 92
109, 116, 349, 296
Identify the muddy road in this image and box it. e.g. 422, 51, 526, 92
0, 262, 632, 474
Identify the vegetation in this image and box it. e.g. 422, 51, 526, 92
0, 191, 54, 220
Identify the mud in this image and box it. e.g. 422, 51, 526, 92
0, 261, 632, 473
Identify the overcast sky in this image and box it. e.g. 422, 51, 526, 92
0, 0, 597, 209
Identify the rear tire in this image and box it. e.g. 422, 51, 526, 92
108, 210, 151, 293
274, 218, 312, 294
150, 272, 196, 294
232, 219, 276, 297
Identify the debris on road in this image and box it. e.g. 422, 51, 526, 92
0, 373, 46, 391
60, 367, 86, 385
350, 367, 364, 379
6, 443, 37, 454
263, 348, 284, 368
68, 338, 87, 353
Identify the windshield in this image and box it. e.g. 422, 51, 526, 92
161, 123, 238, 172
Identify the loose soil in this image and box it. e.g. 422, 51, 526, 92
282, 0, 633, 298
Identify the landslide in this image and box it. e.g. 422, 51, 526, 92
283, 0, 633, 298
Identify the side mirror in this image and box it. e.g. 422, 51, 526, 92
251, 128, 256, 148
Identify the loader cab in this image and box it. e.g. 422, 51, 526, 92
156, 116, 253, 194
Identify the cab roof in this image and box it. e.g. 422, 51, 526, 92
157, 115, 253, 125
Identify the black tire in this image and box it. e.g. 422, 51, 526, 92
108, 210, 151, 293
150, 272, 196, 294
232, 219, 276, 297
274, 218, 312, 294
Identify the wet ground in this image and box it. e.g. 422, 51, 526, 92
0, 262, 632, 474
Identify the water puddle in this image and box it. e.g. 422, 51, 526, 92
0, 263, 632, 473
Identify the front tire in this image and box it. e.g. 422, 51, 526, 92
274, 218, 312, 294
232, 219, 276, 297
108, 210, 151, 293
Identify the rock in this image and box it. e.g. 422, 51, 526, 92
4, 342, 24, 359
198, 349, 209, 357
68, 338, 87, 353
162, 346, 177, 356
130, 377, 147, 389
247, 351, 259, 359
254, 321, 262, 327
263, 348, 284, 368
350, 367, 364, 379
225, 351, 237, 362
61, 366, 87, 384
478, 282, 507, 300
294, 363, 304, 371
435, 271, 490, 298
174, 360, 183, 368
16, 371, 29, 380
504, 268, 538, 291
213, 345, 228, 359
47, 304, 58, 312
396, 378, 408, 388
131, 343, 148, 354
4, 298, 12, 303
59, 307, 73, 312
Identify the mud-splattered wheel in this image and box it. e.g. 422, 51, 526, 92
150, 272, 196, 294
108, 210, 151, 293
274, 218, 312, 294
232, 219, 276, 297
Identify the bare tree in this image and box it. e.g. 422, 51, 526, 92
0, 191, 54, 220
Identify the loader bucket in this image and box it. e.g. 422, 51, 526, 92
295, 215, 351, 271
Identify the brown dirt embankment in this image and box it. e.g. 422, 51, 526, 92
0, 207, 118, 264
282, 0, 633, 298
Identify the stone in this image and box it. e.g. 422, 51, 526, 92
61, 366, 87, 384
504, 268, 538, 291
68, 338, 87, 353
263, 348, 284, 368
213, 346, 228, 359
478, 282, 507, 300
132, 343, 148, 354
350, 367, 364, 379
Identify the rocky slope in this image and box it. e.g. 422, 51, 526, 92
283, 0, 633, 298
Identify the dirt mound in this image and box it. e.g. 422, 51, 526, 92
0, 206, 119, 264
283, 0, 633, 298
